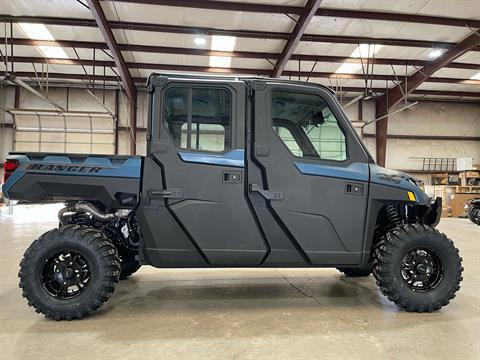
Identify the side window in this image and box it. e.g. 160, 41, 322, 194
271, 90, 347, 161
272, 126, 302, 156
165, 87, 231, 152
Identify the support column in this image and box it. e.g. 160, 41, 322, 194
375, 99, 388, 167
129, 94, 137, 155
14, 86, 20, 108
114, 89, 119, 155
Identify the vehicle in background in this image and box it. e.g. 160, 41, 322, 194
467, 199, 480, 225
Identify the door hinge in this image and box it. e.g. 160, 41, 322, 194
249, 183, 284, 200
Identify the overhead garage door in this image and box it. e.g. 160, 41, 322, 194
12, 110, 115, 154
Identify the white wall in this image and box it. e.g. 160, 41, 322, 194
1, 85, 479, 172
359, 100, 480, 170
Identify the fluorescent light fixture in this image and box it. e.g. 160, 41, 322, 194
18, 23, 68, 59
209, 35, 236, 68
38, 46, 68, 59
470, 72, 480, 80
211, 35, 236, 51
18, 23, 54, 40
194, 36, 206, 46
428, 48, 444, 59
335, 63, 362, 74
209, 56, 233, 68
335, 44, 383, 74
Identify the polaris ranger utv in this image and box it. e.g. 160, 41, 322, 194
2, 73, 462, 320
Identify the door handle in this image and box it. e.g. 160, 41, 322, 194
223, 171, 242, 183
345, 182, 364, 196
249, 184, 284, 200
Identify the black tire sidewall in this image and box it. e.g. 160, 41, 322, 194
468, 206, 480, 224
20, 226, 119, 318
381, 227, 461, 307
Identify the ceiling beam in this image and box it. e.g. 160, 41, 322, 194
86, 0, 136, 102
101, 0, 480, 28
7, 55, 480, 85
381, 31, 480, 109
374, 30, 480, 167
8, 38, 480, 70
7, 71, 480, 99
271, 0, 322, 78
86, 0, 137, 155
3, 16, 479, 52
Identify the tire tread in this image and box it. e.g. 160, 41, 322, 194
18, 225, 120, 320
372, 224, 463, 312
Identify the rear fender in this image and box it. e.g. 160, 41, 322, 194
2, 153, 141, 209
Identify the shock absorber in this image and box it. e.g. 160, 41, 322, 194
385, 204, 402, 229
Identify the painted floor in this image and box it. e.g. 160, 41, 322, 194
1, 204, 479, 360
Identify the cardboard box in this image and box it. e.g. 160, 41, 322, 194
450, 193, 478, 217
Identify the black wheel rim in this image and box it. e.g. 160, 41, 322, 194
41, 251, 91, 299
400, 248, 444, 292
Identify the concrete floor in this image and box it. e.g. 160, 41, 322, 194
0, 204, 479, 360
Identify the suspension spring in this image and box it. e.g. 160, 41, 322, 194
385, 204, 402, 228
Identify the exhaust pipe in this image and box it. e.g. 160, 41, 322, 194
58, 201, 130, 224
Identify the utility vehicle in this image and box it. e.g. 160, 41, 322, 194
2, 73, 462, 320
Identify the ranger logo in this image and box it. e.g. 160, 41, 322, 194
25, 163, 103, 173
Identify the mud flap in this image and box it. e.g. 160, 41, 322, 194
423, 197, 442, 227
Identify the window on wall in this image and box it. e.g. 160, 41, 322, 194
272, 90, 347, 161
164, 87, 231, 152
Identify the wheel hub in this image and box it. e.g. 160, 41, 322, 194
63, 267, 74, 279
401, 248, 444, 292
41, 251, 91, 299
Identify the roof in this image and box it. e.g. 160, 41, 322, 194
147, 72, 336, 94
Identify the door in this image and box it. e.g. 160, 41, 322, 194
248, 81, 370, 266
139, 76, 267, 267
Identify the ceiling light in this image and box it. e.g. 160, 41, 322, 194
194, 36, 206, 46
428, 49, 444, 59
211, 35, 236, 51
335, 63, 362, 74
38, 46, 69, 59
18, 23, 54, 40
209, 56, 232, 68
18, 23, 68, 59
470, 72, 480, 80
335, 44, 383, 74
209, 35, 236, 68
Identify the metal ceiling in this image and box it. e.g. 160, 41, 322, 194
0, 0, 479, 161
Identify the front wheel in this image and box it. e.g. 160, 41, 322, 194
373, 224, 463, 312
18, 225, 120, 320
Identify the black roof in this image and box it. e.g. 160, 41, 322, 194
147, 72, 335, 94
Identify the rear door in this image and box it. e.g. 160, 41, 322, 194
140, 76, 267, 266
248, 81, 370, 266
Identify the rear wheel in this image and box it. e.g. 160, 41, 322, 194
18, 225, 120, 320
373, 224, 463, 312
